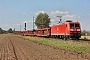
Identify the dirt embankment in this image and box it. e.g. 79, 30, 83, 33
81, 36, 90, 39
0, 34, 90, 60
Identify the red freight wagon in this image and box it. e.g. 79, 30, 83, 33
22, 30, 28, 36
20, 30, 36, 36
36, 28, 51, 37
25, 30, 36, 36
51, 21, 81, 39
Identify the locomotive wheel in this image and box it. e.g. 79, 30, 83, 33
64, 35, 67, 40
62, 35, 64, 40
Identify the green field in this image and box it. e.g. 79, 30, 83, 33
15, 35, 90, 54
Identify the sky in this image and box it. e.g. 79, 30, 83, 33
0, 0, 90, 31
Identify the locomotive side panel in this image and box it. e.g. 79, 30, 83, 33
51, 24, 68, 35
51, 23, 69, 39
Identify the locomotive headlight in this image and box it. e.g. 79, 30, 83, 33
77, 29, 80, 31
70, 29, 73, 31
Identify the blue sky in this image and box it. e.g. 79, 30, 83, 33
0, 0, 90, 31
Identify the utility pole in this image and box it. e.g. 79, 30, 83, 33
33, 16, 34, 30
57, 16, 62, 23
20, 25, 21, 31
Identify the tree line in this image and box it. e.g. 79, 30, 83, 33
81, 30, 90, 36
0, 28, 13, 34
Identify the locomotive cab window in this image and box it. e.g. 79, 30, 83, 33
70, 24, 80, 28
75, 24, 80, 28
70, 24, 74, 28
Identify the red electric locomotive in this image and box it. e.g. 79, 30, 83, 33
51, 20, 81, 39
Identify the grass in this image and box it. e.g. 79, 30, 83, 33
14, 34, 90, 54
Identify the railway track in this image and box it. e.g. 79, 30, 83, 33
39, 36, 90, 43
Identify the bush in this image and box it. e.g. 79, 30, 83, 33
84, 37, 87, 40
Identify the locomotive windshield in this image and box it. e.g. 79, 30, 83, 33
70, 24, 80, 28
75, 24, 80, 27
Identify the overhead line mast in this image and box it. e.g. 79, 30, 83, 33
57, 16, 62, 23
33, 16, 34, 30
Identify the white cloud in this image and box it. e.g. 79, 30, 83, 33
4, 10, 9, 14
4, 25, 9, 27
34, 11, 45, 15
34, 10, 80, 22
23, 21, 27, 23
16, 24, 21, 26
50, 10, 69, 16
21, 20, 32, 24
22, 12, 29, 16
88, 14, 90, 16
48, 10, 80, 21
63, 15, 80, 20
30, 12, 33, 14
4, 11, 7, 13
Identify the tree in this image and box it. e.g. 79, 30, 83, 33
0, 28, 3, 34
81, 30, 90, 36
8, 28, 13, 33
35, 13, 50, 28
3, 30, 7, 34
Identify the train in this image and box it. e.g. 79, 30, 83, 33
15, 20, 81, 40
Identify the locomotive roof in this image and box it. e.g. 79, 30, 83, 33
52, 21, 80, 26
66, 20, 72, 22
